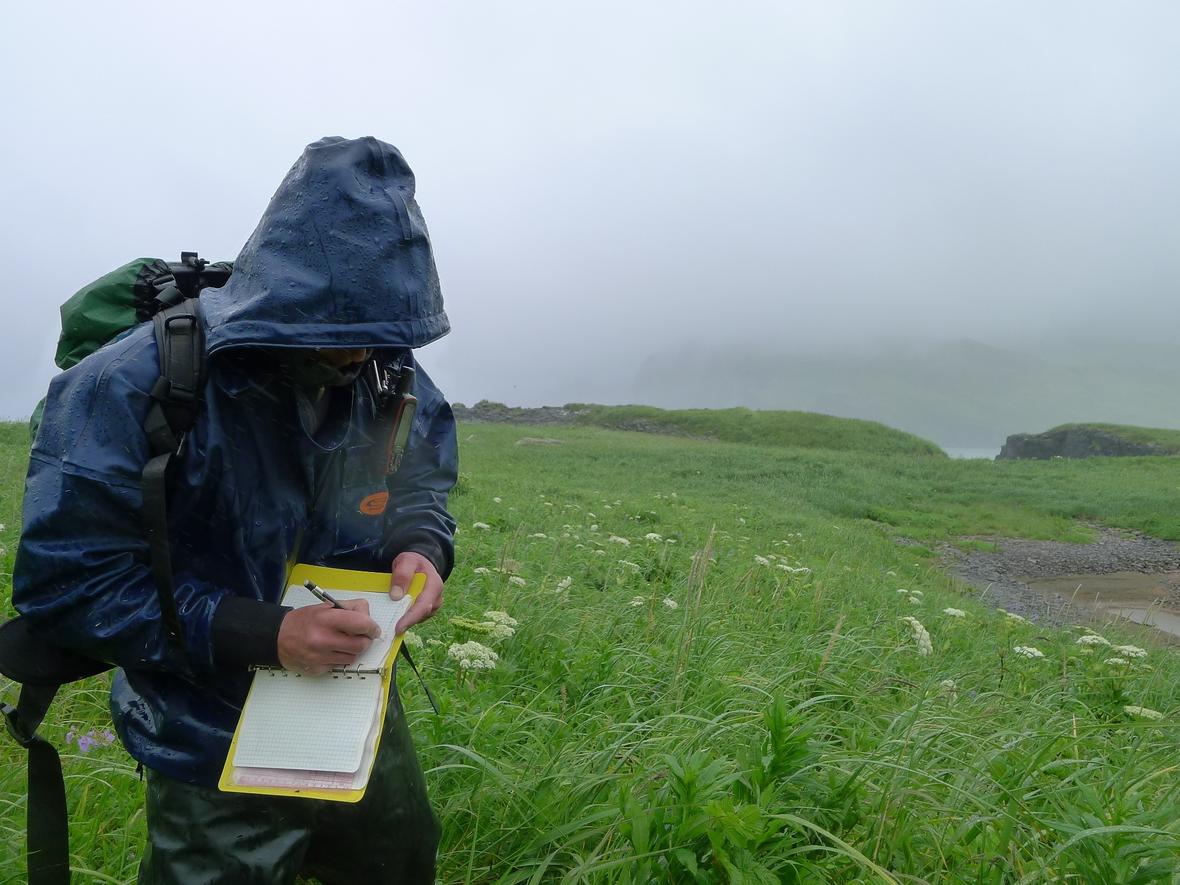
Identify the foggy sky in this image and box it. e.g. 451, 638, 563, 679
2, 1, 1178, 420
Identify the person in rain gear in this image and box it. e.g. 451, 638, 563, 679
13, 136, 456, 882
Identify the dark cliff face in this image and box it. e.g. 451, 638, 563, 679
998, 427, 1166, 460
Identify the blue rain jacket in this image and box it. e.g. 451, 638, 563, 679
14, 137, 458, 786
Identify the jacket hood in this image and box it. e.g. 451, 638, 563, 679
201, 136, 450, 355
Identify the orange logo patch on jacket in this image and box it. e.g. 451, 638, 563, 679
358, 491, 390, 516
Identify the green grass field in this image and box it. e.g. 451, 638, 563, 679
2, 417, 1179, 882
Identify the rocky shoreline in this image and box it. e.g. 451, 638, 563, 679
938, 525, 1180, 632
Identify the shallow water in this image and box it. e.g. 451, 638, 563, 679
944, 447, 1000, 460
1023, 570, 1180, 640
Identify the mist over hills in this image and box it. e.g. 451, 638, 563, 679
630, 337, 1180, 449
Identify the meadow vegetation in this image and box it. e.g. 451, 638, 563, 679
2, 415, 1179, 882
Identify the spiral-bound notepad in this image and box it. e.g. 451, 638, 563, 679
219, 564, 422, 802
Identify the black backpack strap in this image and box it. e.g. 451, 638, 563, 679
0, 618, 111, 885
3, 684, 69, 885
397, 643, 440, 715
141, 302, 206, 652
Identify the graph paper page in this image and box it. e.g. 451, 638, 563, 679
232, 671, 381, 773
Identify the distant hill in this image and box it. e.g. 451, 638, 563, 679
631, 338, 1180, 448
453, 401, 946, 457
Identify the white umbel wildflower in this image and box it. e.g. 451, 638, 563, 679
1112, 645, 1147, 659
1104, 657, 1130, 666
629, 596, 646, 607
896, 588, 910, 594
472, 522, 491, 531
402, 631, 424, 651
508, 576, 527, 587
617, 560, 642, 572
1076, 634, 1111, 647
493, 496, 502, 503
662, 598, 679, 610
529, 533, 548, 539
483, 611, 518, 628
899, 617, 933, 656
942, 608, 966, 618
1013, 645, 1045, 659
754, 555, 770, 566
484, 623, 515, 641
447, 641, 499, 671
607, 535, 631, 546
1001, 610, 1030, 623
555, 577, 572, 591
473, 567, 492, 575
1124, 705, 1164, 720
644, 532, 663, 541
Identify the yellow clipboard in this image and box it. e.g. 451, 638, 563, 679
218, 564, 423, 802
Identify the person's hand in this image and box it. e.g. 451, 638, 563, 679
277, 599, 380, 674
391, 552, 444, 634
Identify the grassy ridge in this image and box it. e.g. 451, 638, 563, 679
1048, 422, 1180, 455
2, 421, 1179, 881
566, 404, 946, 458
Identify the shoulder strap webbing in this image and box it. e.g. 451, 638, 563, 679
2, 684, 69, 885
141, 302, 206, 652
398, 643, 439, 715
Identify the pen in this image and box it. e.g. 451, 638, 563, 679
304, 579, 345, 609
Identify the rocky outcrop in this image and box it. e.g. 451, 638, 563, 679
451, 401, 585, 425
998, 426, 1166, 460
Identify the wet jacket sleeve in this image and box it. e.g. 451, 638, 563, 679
13, 340, 228, 680
380, 366, 458, 579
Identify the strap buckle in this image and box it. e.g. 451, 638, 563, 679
3, 701, 35, 748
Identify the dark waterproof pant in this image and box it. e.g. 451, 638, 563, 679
137, 690, 439, 884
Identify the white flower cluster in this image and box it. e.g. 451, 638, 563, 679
777, 564, 811, 575
1123, 705, 1164, 720
942, 608, 966, 618
1013, 645, 1045, 659
754, 555, 771, 566
644, 532, 663, 541
1112, 645, 1147, 659
617, 560, 642, 572
1076, 634, 1110, 647
508, 576, 527, 587
1104, 657, 1129, 666
662, 598, 679, 610
484, 611, 518, 628
555, 576, 572, 592
629, 596, 646, 607
607, 535, 631, 546
447, 641, 499, 671
402, 631, 424, 651
1001, 610, 1029, 624
899, 616, 933, 656
472, 522, 491, 531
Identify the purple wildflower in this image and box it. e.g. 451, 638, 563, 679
77, 734, 96, 753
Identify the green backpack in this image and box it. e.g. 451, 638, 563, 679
28, 252, 232, 438
4, 252, 230, 884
